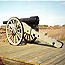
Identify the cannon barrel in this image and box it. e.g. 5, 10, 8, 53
3, 16, 39, 25
3, 21, 8, 24
20, 16, 39, 25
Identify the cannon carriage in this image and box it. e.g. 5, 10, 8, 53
3, 16, 39, 45
3, 16, 63, 48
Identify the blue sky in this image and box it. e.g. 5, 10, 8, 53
0, 1, 65, 26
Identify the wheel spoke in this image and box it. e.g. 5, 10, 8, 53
27, 35, 28, 39
13, 19, 14, 24
9, 35, 12, 39
17, 22, 20, 26
16, 35, 18, 43
17, 28, 21, 30
31, 35, 33, 39
27, 35, 29, 40
7, 24, 9, 27
7, 28, 12, 31
10, 21, 12, 24
17, 32, 21, 34
17, 28, 22, 34
29, 35, 30, 40
16, 21, 18, 27
25, 35, 26, 37
14, 36, 15, 44
16, 33, 20, 40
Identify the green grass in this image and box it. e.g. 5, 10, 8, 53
38, 25, 48, 27
38, 25, 44, 27
59, 38, 65, 41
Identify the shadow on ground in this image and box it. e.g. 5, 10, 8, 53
27, 41, 56, 48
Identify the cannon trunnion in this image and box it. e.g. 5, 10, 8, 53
3, 16, 63, 48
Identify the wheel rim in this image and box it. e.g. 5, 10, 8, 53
6, 17, 23, 45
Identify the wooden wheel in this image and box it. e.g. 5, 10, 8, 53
24, 26, 38, 42
24, 32, 36, 42
6, 17, 24, 45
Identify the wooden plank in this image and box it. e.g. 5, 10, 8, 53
0, 41, 65, 65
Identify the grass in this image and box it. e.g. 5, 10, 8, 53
38, 25, 44, 27
59, 38, 65, 41
38, 25, 48, 27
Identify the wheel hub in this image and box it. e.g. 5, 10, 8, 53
12, 28, 17, 36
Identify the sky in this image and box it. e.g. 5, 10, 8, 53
0, 1, 65, 26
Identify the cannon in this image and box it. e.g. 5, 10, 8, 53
3, 16, 63, 48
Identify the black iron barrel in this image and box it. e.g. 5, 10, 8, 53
20, 16, 39, 25
3, 16, 39, 25
3, 21, 8, 24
